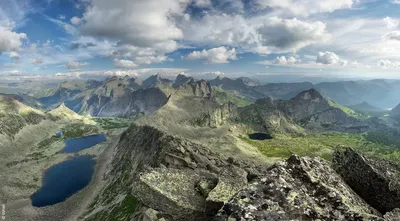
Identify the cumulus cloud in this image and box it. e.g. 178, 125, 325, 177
183, 47, 237, 64
257, 17, 331, 53
65, 61, 89, 70
383, 31, 400, 41
255, 0, 354, 16
181, 15, 330, 54
384, 17, 399, 29
377, 60, 400, 68
273, 56, 297, 64
316, 51, 347, 65
0, 25, 27, 53
113, 59, 138, 68
256, 55, 297, 65
79, 0, 186, 47
134, 55, 169, 65
70, 16, 82, 26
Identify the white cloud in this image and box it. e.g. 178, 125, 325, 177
183, 47, 237, 64
31, 58, 43, 64
9, 51, 19, 61
193, 0, 212, 7
0, 25, 27, 53
103, 70, 139, 77
316, 51, 341, 64
384, 17, 399, 29
79, 0, 187, 47
70, 16, 82, 26
4, 70, 22, 76
181, 15, 331, 54
377, 60, 400, 68
134, 56, 169, 65
390, 0, 400, 4
257, 17, 331, 53
256, 55, 297, 65
65, 61, 89, 70
325, 18, 400, 66
59, 15, 66, 20
383, 31, 400, 41
255, 0, 354, 16
113, 59, 138, 68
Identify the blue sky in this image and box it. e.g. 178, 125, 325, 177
1, 0, 400, 80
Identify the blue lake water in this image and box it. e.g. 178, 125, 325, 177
62, 134, 107, 153
31, 155, 96, 207
55, 130, 63, 137
248, 133, 273, 140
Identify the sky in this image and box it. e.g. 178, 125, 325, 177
1, 0, 400, 80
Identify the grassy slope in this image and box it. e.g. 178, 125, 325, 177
328, 100, 369, 119
214, 89, 253, 107
240, 132, 400, 163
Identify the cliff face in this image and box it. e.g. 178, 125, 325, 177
236, 97, 303, 134
66, 87, 169, 117
188, 79, 213, 98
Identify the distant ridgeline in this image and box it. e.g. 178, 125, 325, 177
4, 74, 400, 221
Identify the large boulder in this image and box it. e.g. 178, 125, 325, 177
332, 146, 400, 214
133, 168, 207, 221
206, 165, 248, 214
216, 155, 381, 220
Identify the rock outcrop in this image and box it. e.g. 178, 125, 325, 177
216, 155, 381, 221
85, 125, 256, 221
332, 146, 400, 214
86, 124, 400, 221
188, 79, 213, 98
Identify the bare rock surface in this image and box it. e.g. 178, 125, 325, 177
216, 155, 381, 221
333, 146, 400, 214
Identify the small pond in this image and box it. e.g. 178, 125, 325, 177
248, 133, 273, 140
62, 134, 107, 153
31, 155, 96, 207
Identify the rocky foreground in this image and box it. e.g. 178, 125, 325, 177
82, 124, 400, 221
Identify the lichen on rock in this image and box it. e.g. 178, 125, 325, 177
216, 154, 381, 221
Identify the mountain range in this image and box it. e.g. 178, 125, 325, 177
3, 74, 400, 221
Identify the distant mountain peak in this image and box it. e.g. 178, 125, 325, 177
48, 102, 81, 119
173, 74, 194, 88
391, 103, 400, 114
292, 88, 324, 102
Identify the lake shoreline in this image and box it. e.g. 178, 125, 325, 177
5, 129, 123, 221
